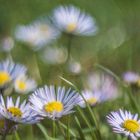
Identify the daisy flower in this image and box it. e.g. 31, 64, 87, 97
107, 109, 140, 140
40, 46, 67, 65
53, 5, 97, 36
29, 85, 80, 120
15, 19, 60, 50
0, 60, 27, 89
0, 96, 42, 124
87, 72, 119, 102
78, 90, 100, 107
0, 37, 14, 52
14, 74, 37, 94
123, 71, 140, 86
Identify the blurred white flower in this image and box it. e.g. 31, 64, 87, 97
14, 74, 37, 94
68, 60, 82, 74
15, 20, 60, 50
78, 90, 100, 107
107, 109, 140, 140
53, 5, 97, 36
0, 37, 14, 52
123, 71, 140, 85
0, 60, 27, 88
40, 47, 67, 65
86, 72, 119, 102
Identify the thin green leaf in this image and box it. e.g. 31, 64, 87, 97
15, 131, 20, 140
74, 116, 86, 140
37, 123, 59, 140
58, 121, 76, 137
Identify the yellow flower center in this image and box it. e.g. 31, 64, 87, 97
44, 101, 63, 113
7, 107, 22, 117
87, 97, 97, 105
0, 71, 11, 85
123, 119, 140, 133
66, 23, 77, 32
17, 80, 26, 90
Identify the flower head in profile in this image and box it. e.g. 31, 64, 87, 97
29, 85, 80, 120
0, 60, 27, 89
53, 5, 97, 36
14, 74, 37, 94
107, 109, 140, 140
86, 72, 119, 102
123, 71, 140, 87
15, 19, 60, 50
78, 90, 100, 107
0, 96, 42, 124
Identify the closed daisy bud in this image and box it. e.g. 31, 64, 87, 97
107, 109, 140, 140
29, 85, 80, 120
53, 5, 98, 36
0, 37, 14, 52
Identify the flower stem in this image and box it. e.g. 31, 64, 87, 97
66, 115, 70, 140
66, 34, 73, 63
1, 135, 6, 140
52, 120, 56, 138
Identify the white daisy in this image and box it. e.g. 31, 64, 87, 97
29, 85, 80, 120
14, 74, 37, 94
87, 72, 119, 101
78, 90, 100, 108
0, 60, 27, 88
53, 5, 97, 36
0, 96, 42, 124
15, 19, 60, 50
107, 109, 140, 140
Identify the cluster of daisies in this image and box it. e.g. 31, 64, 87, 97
0, 59, 122, 137
1, 4, 139, 140
0, 59, 36, 95
0, 59, 139, 140
0, 59, 82, 135
14, 5, 97, 51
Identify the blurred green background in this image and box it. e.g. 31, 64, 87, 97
0, 0, 140, 140
1, 0, 140, 74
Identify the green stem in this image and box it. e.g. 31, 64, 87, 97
77, 107, 97, 140
57, 121, 65, 137
66, 115, 70, 140
66, 35, 73, 63
52, 120, 56, 138
37, 123, 50, 140
15, 131, 20, 140
32, 52, 42, 84
1, 135, 6, 140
